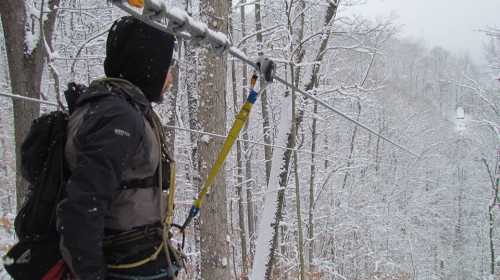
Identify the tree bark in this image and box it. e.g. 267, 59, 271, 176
341, 101, 361, 189
308, 100, 318, 272
482, 157, 499, 277
198, 0, 230, 279
265, 121, 294, 280
0, 0, 60, 210
165, 60, 179, 157
240, 0, 256, 258
293, 145, 306, 280
304, 1, 339, 92
230, 3, 249, 275
254, 0, 273, 183
182, 0, 202, 276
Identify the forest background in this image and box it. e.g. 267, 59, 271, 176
0, 0, 499, 279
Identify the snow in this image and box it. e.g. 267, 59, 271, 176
229, 47, 247, 61
24, 31, 38, 55
167, 7, 189, 30
250, 92, 292, 280
144, 0, 163, 12
186, 18, 208, 44
207, 31, 230, 53
201, 134, 211, 144
24, 0, 45, 55
0, 1, 498, 279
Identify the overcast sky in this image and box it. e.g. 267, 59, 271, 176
345, 0, 500, 64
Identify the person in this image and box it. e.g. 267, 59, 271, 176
57, 16, 179, 280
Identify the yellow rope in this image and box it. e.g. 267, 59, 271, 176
192, 75, 259, 211
107, 244, 164, 269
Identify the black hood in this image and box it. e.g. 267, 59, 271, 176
104, 16, 175, 103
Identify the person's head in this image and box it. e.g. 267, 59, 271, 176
104, 16, 175, 103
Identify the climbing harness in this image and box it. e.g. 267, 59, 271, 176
106, 110, 184, 278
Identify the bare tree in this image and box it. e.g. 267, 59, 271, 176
230, 1, 249, 275
254, 0, 273, 183
197, 0, 231, 279
0, 0, 60, 209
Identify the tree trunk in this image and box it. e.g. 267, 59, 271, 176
0, 0, 60, 210
182, 0, 202, 277
291, 2, 306, 277
293, 147, 306, 280
265, 111, 294, 280
240, 0, 256, 258
250, 91, 292, 280
198, 0, 230, 279
489, 205, 495, 277
165, 59, 179, 157
254, 0, 273, 183
230, 3, 249, 275
482, 157, 499, 277
304, 1, 338, 91
308, 100, 318, 273
341, 101, 361, 190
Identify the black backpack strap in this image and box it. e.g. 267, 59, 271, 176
64, 83, 88, 115
120, 176, 157, 190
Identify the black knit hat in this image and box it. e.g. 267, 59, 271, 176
104, 16, 175, 102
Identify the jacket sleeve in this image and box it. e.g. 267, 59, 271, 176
58, 97, 143, 280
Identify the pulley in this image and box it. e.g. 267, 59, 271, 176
256, 56, 275, 83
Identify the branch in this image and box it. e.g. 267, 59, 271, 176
70, 22, 114, 77
482, 158, 496, 191
236, 24, 283, 48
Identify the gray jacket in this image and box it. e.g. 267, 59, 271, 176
58, 79, 167, 280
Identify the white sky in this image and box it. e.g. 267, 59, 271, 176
345, 0, 500, 64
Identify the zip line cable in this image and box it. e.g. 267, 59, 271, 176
112, 0, 420, 158
0, 91, 339, 161
164, 124, 339, 162
0, 92, 59, 107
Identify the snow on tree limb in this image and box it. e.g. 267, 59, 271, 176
250, 92, 292, 280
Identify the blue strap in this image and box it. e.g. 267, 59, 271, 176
247, 90, 258, 104
107, 271, 172, 280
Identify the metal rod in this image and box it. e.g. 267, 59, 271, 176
0, 92, 59, 107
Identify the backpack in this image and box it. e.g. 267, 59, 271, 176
3, 84, 85, 280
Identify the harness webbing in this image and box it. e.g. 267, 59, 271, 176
107, 111, 181, 277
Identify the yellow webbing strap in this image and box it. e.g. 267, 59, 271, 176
193, 74, 260, 212
193, 101, 254, 210
181, 74, 260, 230
166, 163, 176, 225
